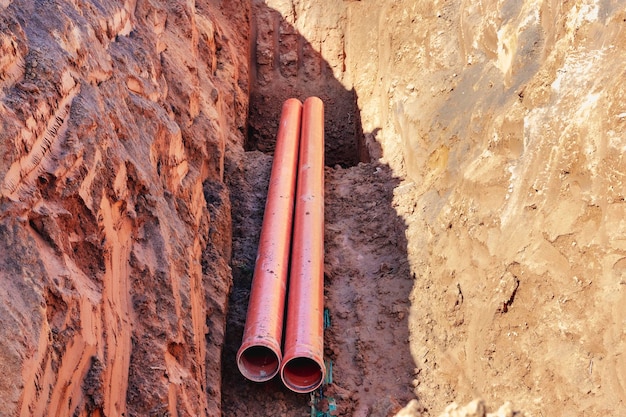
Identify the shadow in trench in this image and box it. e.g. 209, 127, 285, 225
222, 2, 416, 416
244, 2, 370, 168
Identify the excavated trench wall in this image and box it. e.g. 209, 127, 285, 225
246, 0, 368, 167
0, 1, 249, 416
2, 0, 626, 416
345, 1, 626, 415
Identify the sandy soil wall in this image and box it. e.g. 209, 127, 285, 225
346, 1, 626, 415
0, 1, 248, 415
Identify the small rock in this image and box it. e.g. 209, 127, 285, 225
395, 399, 423, 417
487, 402, 514, 417
439, 399, 486, 417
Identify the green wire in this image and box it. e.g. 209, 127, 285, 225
324, 308, 331, 329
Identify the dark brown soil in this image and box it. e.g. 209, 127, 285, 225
223, 150, 417, 416
222, 151, 309, 416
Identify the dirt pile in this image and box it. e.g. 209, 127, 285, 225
0, 1, 248, 415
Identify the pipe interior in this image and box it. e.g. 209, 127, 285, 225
237, 345, 281, 381
281, 357, 324, 392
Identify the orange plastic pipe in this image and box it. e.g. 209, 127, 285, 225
280, 96, 326, 393
237, 98, 302, 382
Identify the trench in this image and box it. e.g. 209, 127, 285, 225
220, 3, 415, 415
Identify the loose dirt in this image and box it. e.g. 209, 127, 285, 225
222, 151, 308, 416
223, 150, 418, 416
323, 162, 417, 417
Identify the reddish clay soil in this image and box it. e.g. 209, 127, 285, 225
3, 1, 626, 416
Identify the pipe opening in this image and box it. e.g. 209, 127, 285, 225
237, 345, 281, 382
281, 357, 324, 393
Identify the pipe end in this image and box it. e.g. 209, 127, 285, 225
280, 356, 325, 393
303, 96, 323, 108
237, 345, 281, 382
284, 97, 303, 107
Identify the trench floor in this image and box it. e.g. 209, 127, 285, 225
222, 152, 415, 416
